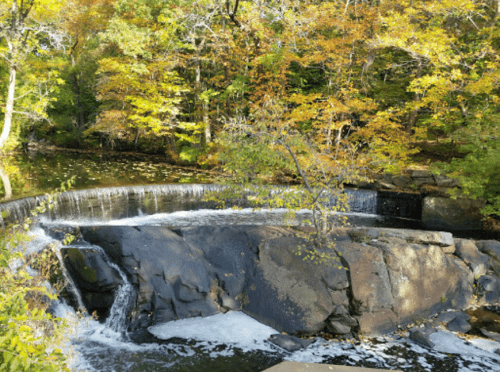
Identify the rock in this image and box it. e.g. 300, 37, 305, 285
480, 328, 500, 342
447, 317, 471, 333
436, 311, 471, 324
243, 232, 349, 335
495, 349, 500, 356
326, 314, 358, 335
61, 248, 123, 292
336, 239, 396, 334
476, 240, 500, 261
391, 175, 412, 189
476, 275, 500, 304
349, 227, 454, 247
370, 238, 473, 324
376, 181, 397, 190
61, 247, 123, 314
75, 225, 475, 338
409, 328, 436, 348
411, 170, 433, 179
455, 240, 491, 277
355, 309, 399, 336
442, 244, 456, 254
422, 197, 485, 231
435, 176, 459, 188
268, 334, 315, 352
81, 226, 220, 329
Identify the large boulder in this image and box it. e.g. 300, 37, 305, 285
61, 247, 123, 314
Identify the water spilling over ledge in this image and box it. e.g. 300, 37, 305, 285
0, 184, 422, 229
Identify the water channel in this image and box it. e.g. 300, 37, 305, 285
3, 150, 500, 372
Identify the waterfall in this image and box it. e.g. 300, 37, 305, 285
104, 262, 132, 333
64, 243, 133, 333
0, 184, 423, 230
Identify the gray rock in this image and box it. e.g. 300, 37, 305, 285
480, 328, 500, 342
243, 233, 347, 335
455, 239, 491, 277
376, 181, 397, 190
76, 225, 475, 338
409, 328, 436, 348
61, 247, 123, 292
446, 317, 471, 333
349, 227, 454, 247
436, 311, 471, 323
476, 275, 500, 303
435, 176, 459, 188
268, 334, 315, 352
476, 240, 500, 261
327, 320, 352, 335
476, 240, 500, 275
61, 247, 123, 313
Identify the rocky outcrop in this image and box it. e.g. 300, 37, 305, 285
69, 225, 482, 337
61, 247, 123, 315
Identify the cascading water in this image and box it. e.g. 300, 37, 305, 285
0, 184, 422, 229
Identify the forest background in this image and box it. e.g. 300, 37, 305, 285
1, 0, 500, 215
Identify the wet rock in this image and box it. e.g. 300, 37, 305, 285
77, 225, 475, 338
268, 334, 315, 352
61, 248, 123, 292
61, 247, 123, 313
455, 239, 491, 277
447, 317, 471, 333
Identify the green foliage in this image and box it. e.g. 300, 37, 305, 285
0, 228, 71, 371
179, 146, 200, 163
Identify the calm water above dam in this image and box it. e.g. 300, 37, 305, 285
0, 150, 214, 201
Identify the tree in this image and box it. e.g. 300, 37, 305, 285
0, 0, 67, 151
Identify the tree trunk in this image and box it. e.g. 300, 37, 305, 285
0, 66, 17, 151
0, 164, 12, 200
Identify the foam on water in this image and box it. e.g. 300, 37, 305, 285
39, 207, 385, 228
148, 311, 279, 353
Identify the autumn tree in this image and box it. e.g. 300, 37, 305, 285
0, 0, 67, 150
